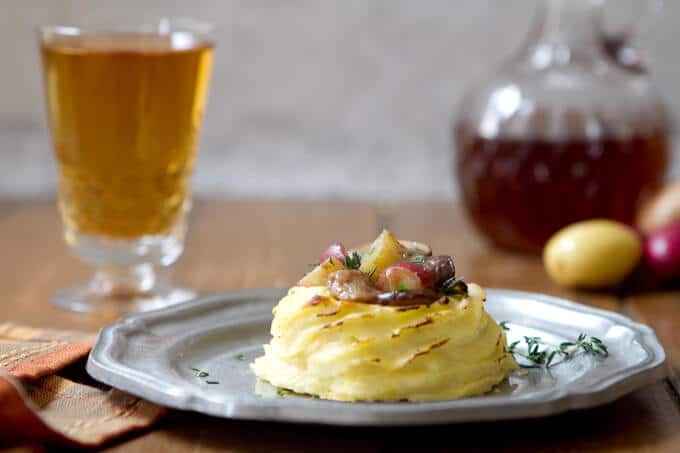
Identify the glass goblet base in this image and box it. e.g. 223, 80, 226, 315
53, 225, 195, 314
51, 279, 196, 314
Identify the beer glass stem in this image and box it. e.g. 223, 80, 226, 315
51, 261, 195, 313
89, 264, 158, 296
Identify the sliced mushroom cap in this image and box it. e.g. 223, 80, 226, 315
328, 269, 380, 301
398, 240, 433, 257
377, 289, 444, 307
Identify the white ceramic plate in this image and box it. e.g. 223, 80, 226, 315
87, 288, 667, 426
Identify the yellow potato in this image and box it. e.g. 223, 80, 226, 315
298, 257, 345, 287
543, 220, 642, 289
359, 229, 406, 279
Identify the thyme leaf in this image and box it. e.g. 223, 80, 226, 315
276, 389, 292, 398
344, 252, 362, 270
366, 266, 378, 279
440, 277, 468, 297
190, 367, 209, 378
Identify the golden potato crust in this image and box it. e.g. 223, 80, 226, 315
252, 283, 517, 402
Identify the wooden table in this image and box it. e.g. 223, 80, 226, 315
1, 199, 679, 452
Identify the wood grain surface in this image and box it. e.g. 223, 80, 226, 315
1, 199, 679, 452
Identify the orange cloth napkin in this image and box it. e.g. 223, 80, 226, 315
0, 323, 165, 449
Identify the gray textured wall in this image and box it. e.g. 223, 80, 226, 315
1, 0, 679, 200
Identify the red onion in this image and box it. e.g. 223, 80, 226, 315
644, 220, 680, 280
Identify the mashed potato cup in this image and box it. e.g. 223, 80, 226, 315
252, 230, 517, 402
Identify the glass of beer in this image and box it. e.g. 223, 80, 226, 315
39, 19, 214, 313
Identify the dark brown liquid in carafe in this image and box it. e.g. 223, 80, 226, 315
455, 127, 669, 254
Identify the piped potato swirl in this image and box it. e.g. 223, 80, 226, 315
252, 283, 517, 402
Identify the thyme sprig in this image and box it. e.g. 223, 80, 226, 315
277, 389, 292, 397
344, 252, 362, 270
190, 367, 209, 378
365, 267, 378, 279
440, 277, 468, 297
575, 333, 608, 356
502, 324, 609, 369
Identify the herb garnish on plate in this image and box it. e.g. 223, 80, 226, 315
190, 367, 209, 378
277, 389, 292, 397
501, 322, 609, 369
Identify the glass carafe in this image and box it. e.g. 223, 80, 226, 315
454, 0, 672, 254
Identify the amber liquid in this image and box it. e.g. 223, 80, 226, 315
41, 34, 213, 238
455, 127, 669, 253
